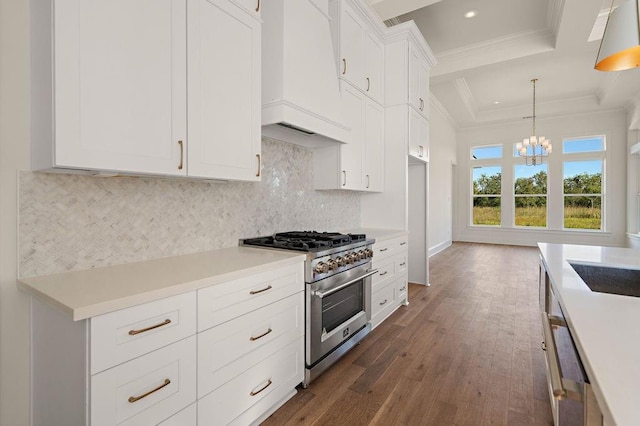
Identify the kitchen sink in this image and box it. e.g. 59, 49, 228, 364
570, 263, 640, 297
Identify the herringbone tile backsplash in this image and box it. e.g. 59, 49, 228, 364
19, 138, 360, 278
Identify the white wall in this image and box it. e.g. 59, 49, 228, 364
455, 109, 628, 247
0, 0, 31, 423
408, 163, 427, 284
427, 98, 457, 256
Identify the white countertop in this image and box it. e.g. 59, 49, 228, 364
538, 243, 640, 426
19, 247, 305, 321
343, 227, 408, 243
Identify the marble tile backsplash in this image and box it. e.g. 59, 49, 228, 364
19, 138, 360, 278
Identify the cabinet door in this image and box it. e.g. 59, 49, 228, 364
53, 0, 187, 175
409, 45, 429, 117
340, 84, 364, 190
363, 99, 384, 192
364, 33, 384, 104
187, 0, 261, 181
340, 4, 365, 91
409, 107, 428, 162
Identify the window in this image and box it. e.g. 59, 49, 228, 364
472, 166, 501, 225
472, 145, 502, 160
563, 160, 603, 230
562, 136, 604, 230
514, 164, 547, 227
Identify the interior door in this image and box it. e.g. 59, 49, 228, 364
53, 0, 187, 175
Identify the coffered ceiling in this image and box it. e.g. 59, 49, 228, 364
367, 0, 640, 128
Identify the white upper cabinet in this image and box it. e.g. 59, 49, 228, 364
313, 82, 383, 192
32, 0, 261, 181
409, 45, 430, 118
34, 0, 187, 176
363, 99, 384, 191
408, 107, 429, 162
333, 0, 385, 104
235, 0, 262, 18
187, 0, 261, 181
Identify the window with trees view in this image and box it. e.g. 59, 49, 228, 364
514, 164, 547, 227
473, 166, 501, 225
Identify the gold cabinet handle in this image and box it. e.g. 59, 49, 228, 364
256, 154, 261, 177
366, 174, 370, 188
379, 299, 388, 306
128, 379, 171, 403
250, 379, 273, 396
178, 140, 184, 170
399, 286, 406, 292
128, 319, 171, 336
418, 145, 424, 157
250, 285, 272, 295
400, 242, 407, 246
342, 170, 347, 186
379, 271, 388, 276
342, 58, 347, 75
379, 248, 388, 252
399, 262, 406, 266
366, 77, 370, 92
256, 0, 260, 12
250, 328, 273, 341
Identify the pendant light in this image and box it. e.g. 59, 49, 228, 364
516, 79, 552, 166
595, 0, 640, 71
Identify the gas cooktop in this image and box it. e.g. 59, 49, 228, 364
242, 231, 367, 252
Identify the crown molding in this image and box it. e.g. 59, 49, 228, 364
453, 78, 477, 120
546, 0, 565, 43
431, 28, 555, 76
384, 20, 437, 67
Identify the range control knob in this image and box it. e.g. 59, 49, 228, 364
314, 262, 329, 274
345, 253, 355, 264
326, 259, 338, 271
336, 256, 346, 267
356, 250, 365, 261
364, 248, 373, 258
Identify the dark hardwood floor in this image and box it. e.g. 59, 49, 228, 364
262, 242, 554, 426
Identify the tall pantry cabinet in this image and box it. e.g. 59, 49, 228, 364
31, 0, 261, 181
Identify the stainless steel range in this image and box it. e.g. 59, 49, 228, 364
241, 231, 377, 386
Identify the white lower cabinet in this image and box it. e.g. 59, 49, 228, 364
30, 261, 304, 426
91, 336, 197, 426
370, 234, 409, 329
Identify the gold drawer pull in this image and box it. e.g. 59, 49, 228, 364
342, 58, 347, 75
250, 285, 272, 295
399, 286, 406, 292
128, 378, 171, 403
379, 271, 388, 276
379, 248, 388, 252
256, 0, 260, 12
366, 77, 370, 92
250, 328, 273, 341
399, 262, 406, 267
256, 154, 261, 177
178, 140, 184, 170
400, 242, 407, 246
379, 299, 388, 306
128, 319, 171, 336
250, 379, 273, 396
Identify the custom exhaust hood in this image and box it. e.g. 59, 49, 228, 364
261, 0, 351, 148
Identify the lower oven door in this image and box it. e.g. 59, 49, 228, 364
306, 264, 375, 367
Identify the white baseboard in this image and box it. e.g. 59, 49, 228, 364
428, 240, 452, 258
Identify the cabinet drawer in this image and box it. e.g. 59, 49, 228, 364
396, 253, 408, 274
158, 403, 196, 426
91, 335, 196, 426
91, 292, 196, 374
372, 282, 396, 318
198, 338, 304, 425
397, 273, 408, 299
198, 263, 303, 332
372, 235, 408, 261
372, 257, 395, 287
198, 292, 303, 397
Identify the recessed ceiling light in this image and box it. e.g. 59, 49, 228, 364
493, 101, 500, 105
464, 9, 478, 19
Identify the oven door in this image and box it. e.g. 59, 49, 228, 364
306, 264, 376, 366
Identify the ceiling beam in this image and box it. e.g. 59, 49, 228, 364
367, 0, 444, 21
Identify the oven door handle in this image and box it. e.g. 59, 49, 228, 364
541, 311, 583, 402
315, 269, 378, 299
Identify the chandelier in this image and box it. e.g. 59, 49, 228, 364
517, 78, 552, 166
